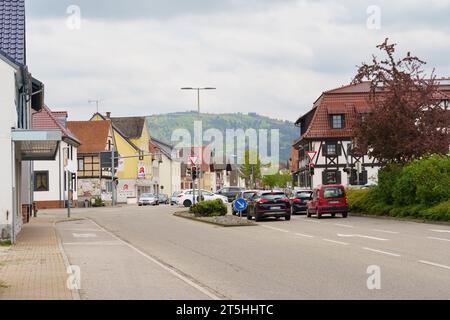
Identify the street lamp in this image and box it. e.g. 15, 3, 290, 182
180, 87, 216, 114
181, 87, 217, 200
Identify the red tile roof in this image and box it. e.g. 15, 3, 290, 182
32, 105, 80, 145
297, 81, 450, 141
67, 120, 112, 154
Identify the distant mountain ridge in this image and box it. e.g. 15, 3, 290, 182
146, 111, 297, 162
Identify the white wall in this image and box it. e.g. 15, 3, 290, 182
0, 60, 18, 238
158, 154, 181, 195
33, 141, 79, 204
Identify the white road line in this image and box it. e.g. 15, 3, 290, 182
337, 234, 388, 241
334, 223, 354, 228
362, 247, 401, 257
295, 233, 315, 238
429, 229, 450, 234
72, 233, 98, 238
372, 229, 399, 234
88, 219, 222, 300
427, 237, 450, 242
304, 219, 320, 223
63, 241, 124, 246
322, 239, 349, 246
62, 228, 105, 232
418, 260, 450, 270
261, 225, 290, 233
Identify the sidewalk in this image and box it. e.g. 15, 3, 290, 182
0, 215, 74, 300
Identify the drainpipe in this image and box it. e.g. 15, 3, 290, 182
11, 140, 16, 244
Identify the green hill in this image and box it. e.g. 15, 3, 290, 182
147, 112, 297, 162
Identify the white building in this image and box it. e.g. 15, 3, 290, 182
150, 138, 181, 196
32, 106, 81, 209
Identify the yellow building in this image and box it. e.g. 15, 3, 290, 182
90, 113, 156, 202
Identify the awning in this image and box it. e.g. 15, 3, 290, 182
12, 129, 61, 161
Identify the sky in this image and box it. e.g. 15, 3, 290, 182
25, 0, 450, 121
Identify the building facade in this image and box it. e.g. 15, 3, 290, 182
32, 106, 81, 209
150, 138, 181, 196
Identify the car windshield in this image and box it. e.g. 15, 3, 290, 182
260, 192, 287, 200
243, 192, 255, 199
296, 191, 313, 199
141, 194, 154, 198
323, 187, 345, 199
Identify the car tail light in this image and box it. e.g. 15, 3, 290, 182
257, 199, 269, 204
280, 198, 290, 203
293, 198, 302, 203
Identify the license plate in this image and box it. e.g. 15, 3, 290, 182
329, 201, 340, 204
271, 206, 281, 210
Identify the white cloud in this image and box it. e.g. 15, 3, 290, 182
26, 0, 450, 121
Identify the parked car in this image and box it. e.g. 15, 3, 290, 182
158, 193, 169, 204
247, 190, 291, 221
216, 186, 245, 202
177, 189, 229, 207
231, 190, 258, 216
306, 184, 348, 219
138, 193, 159, 206
170, 192, 181, 205
290, 189, 313, 215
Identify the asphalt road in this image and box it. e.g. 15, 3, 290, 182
54, 205, 450, 300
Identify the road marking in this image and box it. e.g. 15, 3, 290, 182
427, 237, 450, 243
261, 225, 290, 233
295, 233, 315, 238
362, 247, 401, 257
304, 219, 320, 223
63, 241, 123, 246
87, 219, 222, 300
429, 229, 450, 234
63, 228, 105, 232
337, 234, 388, 241
334, 223, 354, 228
323, 239, 349, 246
372, 229, 399, 234
72, 233, 98, 238
418, 260, 450, 270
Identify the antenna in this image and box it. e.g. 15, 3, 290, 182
88, 99, 102, 113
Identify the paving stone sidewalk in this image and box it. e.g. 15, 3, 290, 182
0, 215, 75, 300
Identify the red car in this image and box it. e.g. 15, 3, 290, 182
306, 185, 348, 219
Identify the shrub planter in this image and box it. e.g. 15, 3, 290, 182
174, 211, 256, 227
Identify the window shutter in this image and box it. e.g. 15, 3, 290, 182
337, 143, 342, 156
336, 171, 342, 184
322, 171, 327, 185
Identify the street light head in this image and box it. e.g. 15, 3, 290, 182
181, 87, 194, 90
202, 87, 216, 90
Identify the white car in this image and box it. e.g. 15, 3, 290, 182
138, 193, 159, 206
176, 189, 228, 207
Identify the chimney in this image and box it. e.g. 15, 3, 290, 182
106, 112, 111, 119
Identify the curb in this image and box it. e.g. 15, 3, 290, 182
173, 212, 257, 227
350, 213, 450, 226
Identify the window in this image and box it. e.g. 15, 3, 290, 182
323, 187, 345, 199
78, 158, 84, 171
34, 171, 49, 192
331, 115, 344, 129
322, 170, 342, 185
326, 143, 337, 156
70, 146, 73, 160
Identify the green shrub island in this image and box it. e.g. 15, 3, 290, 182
189, 199, 228, 217
348, 154, 450, 221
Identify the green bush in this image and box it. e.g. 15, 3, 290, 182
377, 163, 403, 204
421, 200, 450, 221
91, 197, 105, 207
189, 199, 227, 217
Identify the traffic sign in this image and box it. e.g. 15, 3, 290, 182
306, 151, 317, 162
189, 156, 198, 166
234, 198, 248, 212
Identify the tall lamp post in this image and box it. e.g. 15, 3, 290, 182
181, 87, 216, 200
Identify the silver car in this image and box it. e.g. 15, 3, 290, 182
138, 193, 159, 206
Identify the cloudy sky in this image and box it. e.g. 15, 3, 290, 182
25, 0, 450, 121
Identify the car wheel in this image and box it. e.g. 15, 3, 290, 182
306, 209, 312, 218
342, 212, 348, 218
247, 214, 252, 220
332, 213, 336, 218
183, 200, 192, 207
285, 214, 291, 221
317, 212, 322, 219
254, 209, 262, 222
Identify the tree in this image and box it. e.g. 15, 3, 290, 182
262, 173, 292, 190
240, 150, 262, 188
352, 39, 450, 164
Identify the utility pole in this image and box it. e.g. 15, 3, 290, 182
111, 145, 116, 207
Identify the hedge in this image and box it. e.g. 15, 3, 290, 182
189, 199, 228, 217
